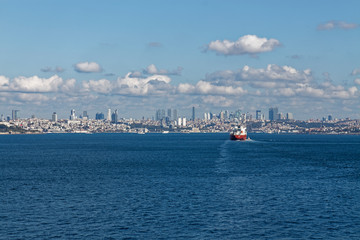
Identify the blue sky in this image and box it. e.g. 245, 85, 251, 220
0, 0, 360, 120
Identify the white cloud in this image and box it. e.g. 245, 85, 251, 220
82, 73, 173, 96
178, 81, 246, 96
354, 78, 360, 85
83, 79, 112, 94
0, 75, 76, 94
74, 62, 102, 73
240, 64, 312, 82
17, 93, 50, 103
205, 35, 281, 56
202, 96, 233, 107
317, 21, 359, 30
0, 76, 10, 89
41, 66, 65, 73
10, 75, 65, 92
143, 64, 183, 76
115, 73, 172, 96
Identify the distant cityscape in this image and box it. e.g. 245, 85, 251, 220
1, 107, 359, 135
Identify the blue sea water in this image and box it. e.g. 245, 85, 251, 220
1, 133, 360, 239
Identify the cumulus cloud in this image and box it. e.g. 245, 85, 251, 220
41, 66, 65, 73
317, 21, 359, 30
143, 64, 183, 76
205, 64, 312, 88
354, 78, 360, 85
0, 75, 75, 93
82, 73, 173, 96
201, 96, 233, 107
205, 35, 281, 56
74, 61, 102, 73
240, 64, 312, 82
202, 64, 360, 101
178, 81, 246, 96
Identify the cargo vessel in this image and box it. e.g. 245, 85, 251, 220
230, 125, 247, 140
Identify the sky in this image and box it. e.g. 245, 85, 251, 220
0, 0, 360, 120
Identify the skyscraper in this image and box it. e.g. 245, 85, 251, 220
107, 108, 111, 121
111, 109, 118, 123
269, 107, 278, 121
69, 109, 76, 120
11, 110, 19, 120
82, 111, 88, 119
95, 112, 104, 120
286, 113, 294, 120
173, 109, 178, 121
256, 110, 261, 120
192, 106, 195, 121
167, 109, 172, 119
52, 112, 57, 122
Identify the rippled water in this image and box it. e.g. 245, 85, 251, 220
1, 133, 360, 239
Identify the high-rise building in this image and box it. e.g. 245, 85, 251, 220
286, 113, 294, 120
269, 107, 278, 121
256, 110, 261, 120
52, 112, 58, 122
178, 117, 182, 126
167, 109, 172, 118
107, 108, 111, 121
82, 111, 88, 119
111, 109, 118, 123
182, 117, 187, 127
69, 109, 76, 120
95, 112, 104, 120
12, 110, 19, 120
173, 109, 178, 121
192, 106, 195, 121
328, 115, 333, 121
156, 109, 166, 121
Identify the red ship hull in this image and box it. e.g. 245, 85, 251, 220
230, 133, 247, 141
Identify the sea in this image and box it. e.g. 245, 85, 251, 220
1, 133, 360, 239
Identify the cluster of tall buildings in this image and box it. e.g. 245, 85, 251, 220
1, 106, 340, 124
268, 107, 293, 121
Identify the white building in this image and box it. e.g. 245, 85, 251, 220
178, 117, 182, 126
107, 108, 111, 121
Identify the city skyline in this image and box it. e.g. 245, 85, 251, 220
1, 1, 360, 120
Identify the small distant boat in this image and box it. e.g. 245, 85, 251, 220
162, 131, 169, 134
230, 125, 247, 141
